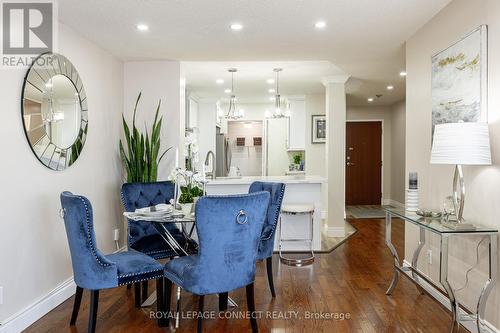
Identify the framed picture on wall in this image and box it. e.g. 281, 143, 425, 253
431, 25, 488, 139
312, 115, 326, 144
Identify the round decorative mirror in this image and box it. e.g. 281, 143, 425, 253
21, 53, 88, 170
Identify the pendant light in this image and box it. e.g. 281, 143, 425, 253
225, 68, 244, 120
266, 68, 290, 119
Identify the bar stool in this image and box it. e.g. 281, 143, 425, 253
279, 204, 315, 266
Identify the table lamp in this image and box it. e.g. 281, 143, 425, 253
430, 122, 491, 223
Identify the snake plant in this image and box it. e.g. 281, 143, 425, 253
119, 92, 171, 182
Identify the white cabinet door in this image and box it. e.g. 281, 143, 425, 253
287, 98, 306, 150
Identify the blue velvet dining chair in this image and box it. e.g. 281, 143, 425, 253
60, 192, 165, 333
121, 181, 190, 305
249, 181, 286, 297
163, 192, 270, 333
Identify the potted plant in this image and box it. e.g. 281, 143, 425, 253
119, 92, 171, 182
293, 153, 302, 170
170, 168, 205, 215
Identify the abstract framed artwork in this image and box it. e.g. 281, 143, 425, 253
312, 115, 326, 144
431, 25, 488, 138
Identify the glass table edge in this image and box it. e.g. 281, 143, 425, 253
384, 207, 498, 234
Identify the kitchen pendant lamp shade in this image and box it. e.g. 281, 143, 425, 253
430, 122, 491, 166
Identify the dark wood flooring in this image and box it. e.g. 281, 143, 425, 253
25, 219, 467, 333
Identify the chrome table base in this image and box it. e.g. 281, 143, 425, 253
385, 211, 498, 333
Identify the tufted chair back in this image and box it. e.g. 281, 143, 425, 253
184, 192, 269, 295
121, 181, 176, 248
60, 192, 118, 289
248, 182, 286, 259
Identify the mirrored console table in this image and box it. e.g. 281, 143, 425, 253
384, 208, 498, 333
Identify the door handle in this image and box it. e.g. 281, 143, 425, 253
347, 162, 356, 166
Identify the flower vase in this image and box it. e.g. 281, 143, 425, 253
180, 203, 193, 216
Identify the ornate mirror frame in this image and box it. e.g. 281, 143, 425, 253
21, 53, 88, 171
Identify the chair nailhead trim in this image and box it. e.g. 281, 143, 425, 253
77, 196, 112, 268
118, 274, 163, 286
118, 268, 163, 278
261, 184, 286, 241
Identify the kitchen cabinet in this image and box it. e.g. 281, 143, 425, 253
287, 97, 306, 150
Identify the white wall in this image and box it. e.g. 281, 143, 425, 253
0, 23, 124, 326
305, 94, 326, 177
390, 101, 406, 204
123, 61, 183, 178
406, 0, 500, 328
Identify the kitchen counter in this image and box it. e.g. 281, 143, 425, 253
206, 175, 327, 185
206, 175, 326, 251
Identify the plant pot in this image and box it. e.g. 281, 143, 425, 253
180, 203, 193, 216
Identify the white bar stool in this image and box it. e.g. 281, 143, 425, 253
279, 204, 315, 266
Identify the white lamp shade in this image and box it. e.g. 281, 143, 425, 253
430, 122, 491, 165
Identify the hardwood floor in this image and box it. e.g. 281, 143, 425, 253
25, 219, 467, 333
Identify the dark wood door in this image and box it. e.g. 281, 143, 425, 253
346, 121, 382, 205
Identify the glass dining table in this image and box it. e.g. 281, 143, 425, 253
123, 210, 237, 328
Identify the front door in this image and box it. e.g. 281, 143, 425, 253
346, 121, 382, 205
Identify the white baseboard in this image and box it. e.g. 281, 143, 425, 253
0, 246, 126, 333
401, 260, 499, 333
327, 226, 345, 237
0, 277, 76, 333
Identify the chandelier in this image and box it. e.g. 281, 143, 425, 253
225, 68, 244, 120
266, 68, 290, 119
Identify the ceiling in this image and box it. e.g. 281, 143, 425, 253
183, 61, 346, 103
58, 0, 452, 106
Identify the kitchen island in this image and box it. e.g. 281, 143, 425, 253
206, 175, 326, 251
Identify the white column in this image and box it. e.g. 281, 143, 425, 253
323, 75, 350, 237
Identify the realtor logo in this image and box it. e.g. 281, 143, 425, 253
1, 0, 56, 68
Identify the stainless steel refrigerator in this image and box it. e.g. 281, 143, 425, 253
216, 128, 231, 177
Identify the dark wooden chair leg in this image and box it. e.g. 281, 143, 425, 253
141, 281, 149, 303
197, 295, 205, 333
156, 278, 164, 327
218, 292, 228, 311
134, 283, 141, 308
246, 283, 258, 333
266, 257, 276, 297
88, 290, 99, 333
70, 286, 83, 325
164, 278, 172, 328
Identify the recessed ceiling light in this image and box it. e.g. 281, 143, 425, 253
136, 24, 149, 32
267, 79, 275, 84
400, 71, 407, 77
268, 88, 276, 93
387, 85, 394, 90
367, 98, 374, 102
224, 89, 232, 94
230, 23, 243, 31
216, 79, 224, 84
315, 21, 326, 29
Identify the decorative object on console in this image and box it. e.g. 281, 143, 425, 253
120, 92, 172, 182
431, 25, 487, 138
430, 122, 491, 223
21, 53, 88, 170
311, 115, 326, 143
406, 172, 419, 212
